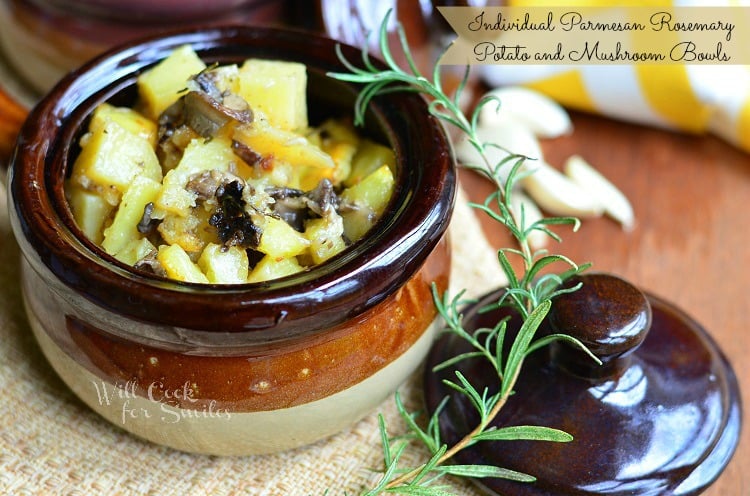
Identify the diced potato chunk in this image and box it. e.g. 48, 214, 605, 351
157, 211, 208, 253
233, 120, 335, 190
244, 160, 295, 189
198, 243, 249, 284
89, 103, 157, 146
238, 58, 307, 131
345, 139, 396, 187
157, 244, 209, 284
341, 165, 395, 242
137, 45, 207, 119
305, 214, 346, 264
101, 175, 161, 255
341, 165, 394, 215
210, 64, 241, 95
325, 142, 356, 185
317, 118, 360, 145
316, 119, 360, 186
155, 137, 238, 217
247, 255, 303, 283
67, 184, 114, 244
71, 121, 162, 205
341, 208, 374, 245
257, 215, 310, 259
113, 237, 156, 266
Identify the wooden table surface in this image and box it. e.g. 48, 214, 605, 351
1, 76, 747, 494
460, 110, 749, 495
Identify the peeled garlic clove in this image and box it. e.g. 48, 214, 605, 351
455, 121, 542, 184
509, 189, 548, 251
480, 121, 544, 161
478, 86, 573, 139
564, 154, 635, 232
523, 162, 604, 218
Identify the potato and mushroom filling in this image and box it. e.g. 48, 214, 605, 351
65, 46, 396, 284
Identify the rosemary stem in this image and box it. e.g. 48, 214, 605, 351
383, 361, 523, 491
328, 11, 591, 493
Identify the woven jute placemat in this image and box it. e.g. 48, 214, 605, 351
0, 181, 503, 496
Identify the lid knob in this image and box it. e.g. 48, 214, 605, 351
548, 273, 651, 378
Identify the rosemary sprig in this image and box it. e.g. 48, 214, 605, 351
329, 10, 598, 495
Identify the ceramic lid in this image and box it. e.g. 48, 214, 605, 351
424, 273, 741, 495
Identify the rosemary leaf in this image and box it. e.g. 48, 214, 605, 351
437, 464, 536, 482
496, 250, 520, 291
410, 445, 448, 486
379, 414, 393, 469
453, 64, 472, 110
501, 300, 551, 398
384, 486, 456, 496
364, 439, 410, 496
431, 351, 486, 372
395, 392, 441, 455
396, 23, 422, 78
522, 254, 579, 289
427, 396, 449, 449
526, 333, 602, 365
442, 372, 486, 417
473, 425, 573, 443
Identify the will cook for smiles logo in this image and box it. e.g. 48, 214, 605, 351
91, 379, 231, 425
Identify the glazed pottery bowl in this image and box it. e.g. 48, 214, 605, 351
0, 0, 285, 94
6, 26, 455, 455
33, 0, 274, 21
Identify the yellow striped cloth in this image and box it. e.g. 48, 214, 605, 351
479, 0, 750, 152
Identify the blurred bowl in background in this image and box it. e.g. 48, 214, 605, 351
31, 0, 271, 21
0, 0, 286, 94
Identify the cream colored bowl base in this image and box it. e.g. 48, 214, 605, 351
28, 305, 438, 456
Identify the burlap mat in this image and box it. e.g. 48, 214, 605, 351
0, 179, 504, 495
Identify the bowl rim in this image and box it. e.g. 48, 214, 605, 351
8, 24, 455, 342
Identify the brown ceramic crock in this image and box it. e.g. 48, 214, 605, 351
6, 26, 455, 455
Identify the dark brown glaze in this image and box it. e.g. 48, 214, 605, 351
9, 26, 455, 344
59, 239, 449, 412
548, 273, 651, 379
424, 273, 741, 496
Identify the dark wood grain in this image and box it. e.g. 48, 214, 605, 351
459, 110, 749, 496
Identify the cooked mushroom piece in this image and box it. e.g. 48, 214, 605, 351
186, 170, 244, 202
133, 250, 166, 277
192, 68, 225, 101
265, 179, 342, 232
157, 67, 253, 143
303, 179, 338, 217
231, 139, 262, 166
136, 202, 159, 235
267, 186, 306, 231
183, 90, 252, 139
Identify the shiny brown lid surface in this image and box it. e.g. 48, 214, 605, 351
425, 273, 741, 495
